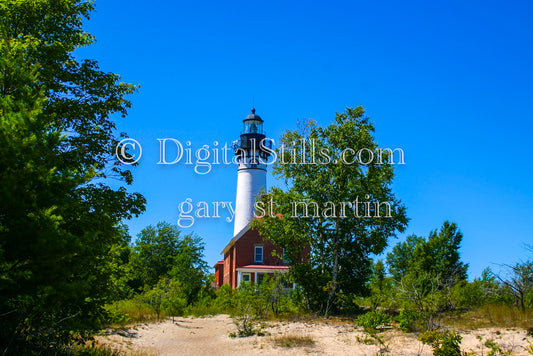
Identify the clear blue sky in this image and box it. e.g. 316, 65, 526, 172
77, 0, 533, 279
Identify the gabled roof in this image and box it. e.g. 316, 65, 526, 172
213, 260, 224, 268
221, 223, 251, 255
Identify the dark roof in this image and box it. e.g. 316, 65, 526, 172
244, 108, 263, 122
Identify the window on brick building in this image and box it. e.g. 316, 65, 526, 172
254, 245, 263, 263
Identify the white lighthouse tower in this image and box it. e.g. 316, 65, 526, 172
233, 109, 271, 236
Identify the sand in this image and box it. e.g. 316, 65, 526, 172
97, 314, 532, 355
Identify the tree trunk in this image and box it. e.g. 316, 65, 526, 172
325, 217, 340, 316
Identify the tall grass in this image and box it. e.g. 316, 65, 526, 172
183, 303, 227, 317
271, 334, 315, 348
105, 298, 229, 327
442, 304, 533, 329
68, 344, 122, 355
105, 299, 167, 326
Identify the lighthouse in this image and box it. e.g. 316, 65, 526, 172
213, 109, 294, 290
232, 109, 271, 236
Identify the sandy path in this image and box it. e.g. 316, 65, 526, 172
98, 314, 532, 355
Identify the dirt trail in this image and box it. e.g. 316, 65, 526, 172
98, 314, 532, 355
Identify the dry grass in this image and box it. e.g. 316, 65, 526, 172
104, 299, 169, 327
442, 304, 533, 330
271, 334, 316, 348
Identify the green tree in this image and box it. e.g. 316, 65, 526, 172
130, 222, 182, 289
386, 235, 424, 281
450, 268, 502, 309
169, 234, 209, 305
496, 261, 533, 311
143, 278, 170, 321
106, 224, 135, 301
387, 221, 468, 283
162, 279, 187, 322
130, 222, 209, 305
387, 222, 468, 330
0, 0, 145, 352
252, 107, 408, 315
368, 260, 394, 308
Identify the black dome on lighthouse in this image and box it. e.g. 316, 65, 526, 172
244, 108, 263, 123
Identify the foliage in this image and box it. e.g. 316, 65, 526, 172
356, 309, 390, 335
419, 329, 462, 356
214, 284, 236, 311
129, 222, 209, 307
387, 221, 467, 283
449, 270, 500, 309
395, 271, 449, 330
169, 234, 209, 305
229, 306, 265, 337
356, 309, 390, 346
256, 273, 295, 316
143, 278, 174, 321
495, 261, 533, 312
106, 225, 135, 301
0, 0, 145, 352
105, 298, 162, 325
252, 107, 408, 315
368, 260, 394, 308
162, 279, 187, 322
386, 222, 469, 331
229, 284, 266, 337
397, 306, 424, 332
130, 223, 182, 289
482, 337, 513, 356
225, 276, 301, 337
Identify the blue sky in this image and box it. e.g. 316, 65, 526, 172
78, 0, 533, 278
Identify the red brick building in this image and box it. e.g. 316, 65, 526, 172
213, 227, 289, 289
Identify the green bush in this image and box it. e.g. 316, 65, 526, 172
419, 330, 462, 356
397, 307, 424, 332
230, 306, 265, 337
356, 310, 390, 335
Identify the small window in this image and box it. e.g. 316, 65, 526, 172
254, 246, 263, 263
257, 273, 265, 285
242, 273, 251, 283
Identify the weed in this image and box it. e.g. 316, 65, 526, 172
272, 334, 315, 348
419, 329, 462, 356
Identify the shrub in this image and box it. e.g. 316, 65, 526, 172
356, 310, 391, 347
105, 297, 161, 324
356, 310, 390, 335
419, 330, 462, 356
397, 307, 424, 332
214, 283, 235, 311
230, 305, 265, 337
